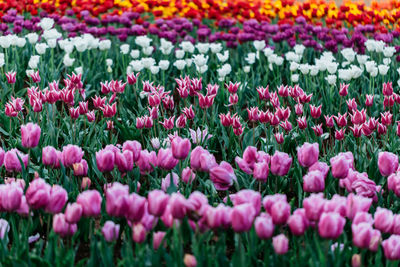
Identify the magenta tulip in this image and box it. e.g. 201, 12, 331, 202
21, 123, 41, 148
297, 142, 319, 167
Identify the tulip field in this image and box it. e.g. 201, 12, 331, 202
3, 0, 400, 266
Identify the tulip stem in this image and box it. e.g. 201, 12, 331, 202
46, 214, 51, 239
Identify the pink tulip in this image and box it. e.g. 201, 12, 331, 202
96, 148, 115, 172
0, 147, 4, 166
352, 212, 374, 225
346, 193, 372, 220
65, 203, 83, 224
76, 190, 102, 217
270, 200, 290, 225
46, 185, 68, 214
106, 182, 129, 217
125, 193, 146, 222
184, 254, 197, 267
157, 148, 178, 170
42, 146, 58, 167
169, 193, 189, 219
323, 195, 347, 217
297, 142, 319, 167
255, 213, 274, 239
0, 183, 22, 211
382, 235, 400, 260
288, 209, 309, 236
61, 145, 84, 167
122, 140, 142, 161
171, 137, 191, 160
230, 190, 261, 214
53, 214, 77, 238
231, 203, 256, 232
309, 162, 330, 179
303, 193, 326, 221
153, 231, 166, 250
273, 234, 289, 255
374, 207, 394, 233
330, 154, 351, 179
115, 150, 134, 173
161, 173, 179, 192
137, 150, 157, 174
210, 161, 236, 190
353, 223, 381, 251
147, 190, 170, 217
270, 151, 292, 176
73, 159, 88, 176
102, 221, 120, 242
17, 196, 29, 216
318, 212, 345, 239
182, 167, 196, 184
262, 194, 287, 214
303, 170, 325, 192
378, 152, 399, 177
132, 223, 147, 243
26, 178, 51, 209
253, 161, 269, 182
81, 177, 91, 190
4, 149, 29, 172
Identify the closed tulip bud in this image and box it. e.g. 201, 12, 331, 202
378, 152, 399, 177
182, 167, 196, 184
132, 223, 147, 243
46, 185, 68, 214
297, 142, 319, 168
96, 148, 115, 172
4, 149, 29, 172
76, 190, 102, 217
270, 151, 292, 176
81, 177, 91, 190
184, 254, 197, 267
73, 159, 88, 176
102, 221, 120, 242
374, 207, 394, 233
153, 231, 166, 250
26, 178, 51, 209
352, 254, 361, 267
65, 203, 83, 223
61, 145, 84, 167
210, 161, 236, 190
5, 71, 16, 84
318, 212, 345, 239
255, 213, 274, 239
53, 214, 77, 238
273, 234, 289, 255
310, 104, 322, 119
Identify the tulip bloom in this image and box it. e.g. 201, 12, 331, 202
231, 203, 256, 232
21, 123, 41, 148
102, 221, 120, 242
303, 170, 325, 192
382, 235, 400, 260
209, 161, 236, 190
42, 146, 58, 167
76, 190, 102, 217
378, 152, 399, 177
61, 145, 84, 167
147, 190, 170, 217
255, 213, 274, 239
297, 142, 319, 168
53, 214, 77, 238
26, 178, 51, 209
96, 148, 115, 172
46, 185, 68, 214
171, 137, 191, 160
65, 203, 83, 224
270, 151, 292, 176
318, 212, 345, 239
374, 207, 394, 233
153, 231, 166, 250
272, 234, 289, 255
4, 149, 29, 172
